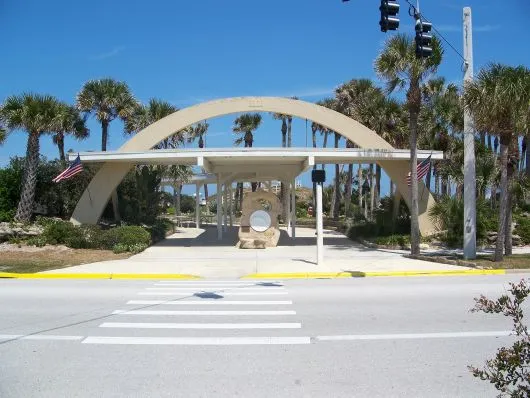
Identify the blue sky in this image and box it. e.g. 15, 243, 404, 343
1, 0, 529, 195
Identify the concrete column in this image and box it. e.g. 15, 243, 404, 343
291, 179, 296, 239
229, 183, 234, 227
316, 182, 324, 265
285, 180, 291, 235
217, 176, 222, 240
223, 185, 228, 231
195, 183, 200, 228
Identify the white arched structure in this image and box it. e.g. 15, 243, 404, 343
71, 96, 437, 234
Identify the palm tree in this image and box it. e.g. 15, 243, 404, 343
287, 97, 298, 147
52, 104, 89, 164
233, 113, 262, 203
77, 78, 137, 151
165, 165, 193, 216
125, 98, 181, 149
0, 94, 62, 222
375, 33, 443, 255
187, 122, 210, 200
0, 124, 6, 145
464, 64, 530, 261
77, 78, 137, 222
272, 113, 288, 147
233, 113, 262, 148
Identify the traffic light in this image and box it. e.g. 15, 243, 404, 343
415, 17, 433, 58
379, 1, 400, 33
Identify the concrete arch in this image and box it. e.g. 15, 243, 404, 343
71, 96, 436, 234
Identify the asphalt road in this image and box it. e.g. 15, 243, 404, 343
0, 275, 527, 398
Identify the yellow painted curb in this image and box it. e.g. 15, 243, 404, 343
0, 273, 200, 280
242, 269, 506, 279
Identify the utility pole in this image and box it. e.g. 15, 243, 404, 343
463, 6, 476, 259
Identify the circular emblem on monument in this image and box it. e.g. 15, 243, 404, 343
249, 210, 271, 232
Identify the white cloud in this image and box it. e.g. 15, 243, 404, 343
90, 46, 125, 60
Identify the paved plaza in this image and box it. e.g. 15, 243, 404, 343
43, 226, 470, 278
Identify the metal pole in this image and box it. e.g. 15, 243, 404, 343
463, 6, 476, 259
195, 184, 200, 228
316, 182, 324, 265
285, 180, 291, 236
216, 175, 222, 240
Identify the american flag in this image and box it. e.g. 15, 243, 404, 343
53, 154, 83, 183
406, 155, 431, 186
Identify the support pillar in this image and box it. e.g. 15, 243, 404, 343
229, 183, 234, 227
223, 185, 228, 231
217, 176, 222, 240
285, 180, 291, 235
291, 179, 296, 239
195, 183, 200, 228
316, 182, 324, 265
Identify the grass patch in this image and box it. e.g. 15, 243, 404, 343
473, 254, 530, 270
0, 248, 130, 274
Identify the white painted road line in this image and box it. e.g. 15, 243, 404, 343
154, 283, 279, 287
146, 287, 285, 291
99, 322, 302, 329
315, 331, 513, 341
82, 336, 311, 345
126, 300, 293, 305
138, 291, 288, 296
112, 310, 297, 316
0, 334, 83, 341
156, 281, 281, 285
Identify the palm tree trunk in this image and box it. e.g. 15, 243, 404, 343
369, 164, 375, 220
494, 139, 510, 262
358, 165, 363, 208
101, 120, 109, 151
345, 164, 353, 217
505, 188, 513, 256
332, 133, 340, 220
15, 131, 40, 222
57, 134, 66, 164
175, 184, 182, 216
375, 164, 381, 206
203, 185, 209, 202
408, 103, 421, 256
287, 118, 292, 148
526, 132, 530, 177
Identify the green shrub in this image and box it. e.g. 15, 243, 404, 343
112, 243, 129, 254
166, 207, 176, 215
374, 234, 410, 247
112, 242, 148, 254
79, 225, 106, 249
429, 197, 497, 247
515, 217, 530, 245
26, 236, 47, 247
148, 219, 173, 243
0, 209, 15, 222
102, 226, 151, 250
42, 220, 78, 245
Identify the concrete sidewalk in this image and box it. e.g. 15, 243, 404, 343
42, 226, 472, 278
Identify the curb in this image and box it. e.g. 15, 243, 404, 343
0, 273, 200, 280
242, 270, 506, 279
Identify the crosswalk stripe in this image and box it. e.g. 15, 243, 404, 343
99, 322, 301, 329
0, 334, 83, 341
138, 291, 288, 296
82, 336, 311, 345
126, 300, 292, 305
156, 281, 280, 285
146, 287, 285, 291
112, 310, 296, 316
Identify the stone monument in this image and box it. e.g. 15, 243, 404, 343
238, 189, 281, 249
